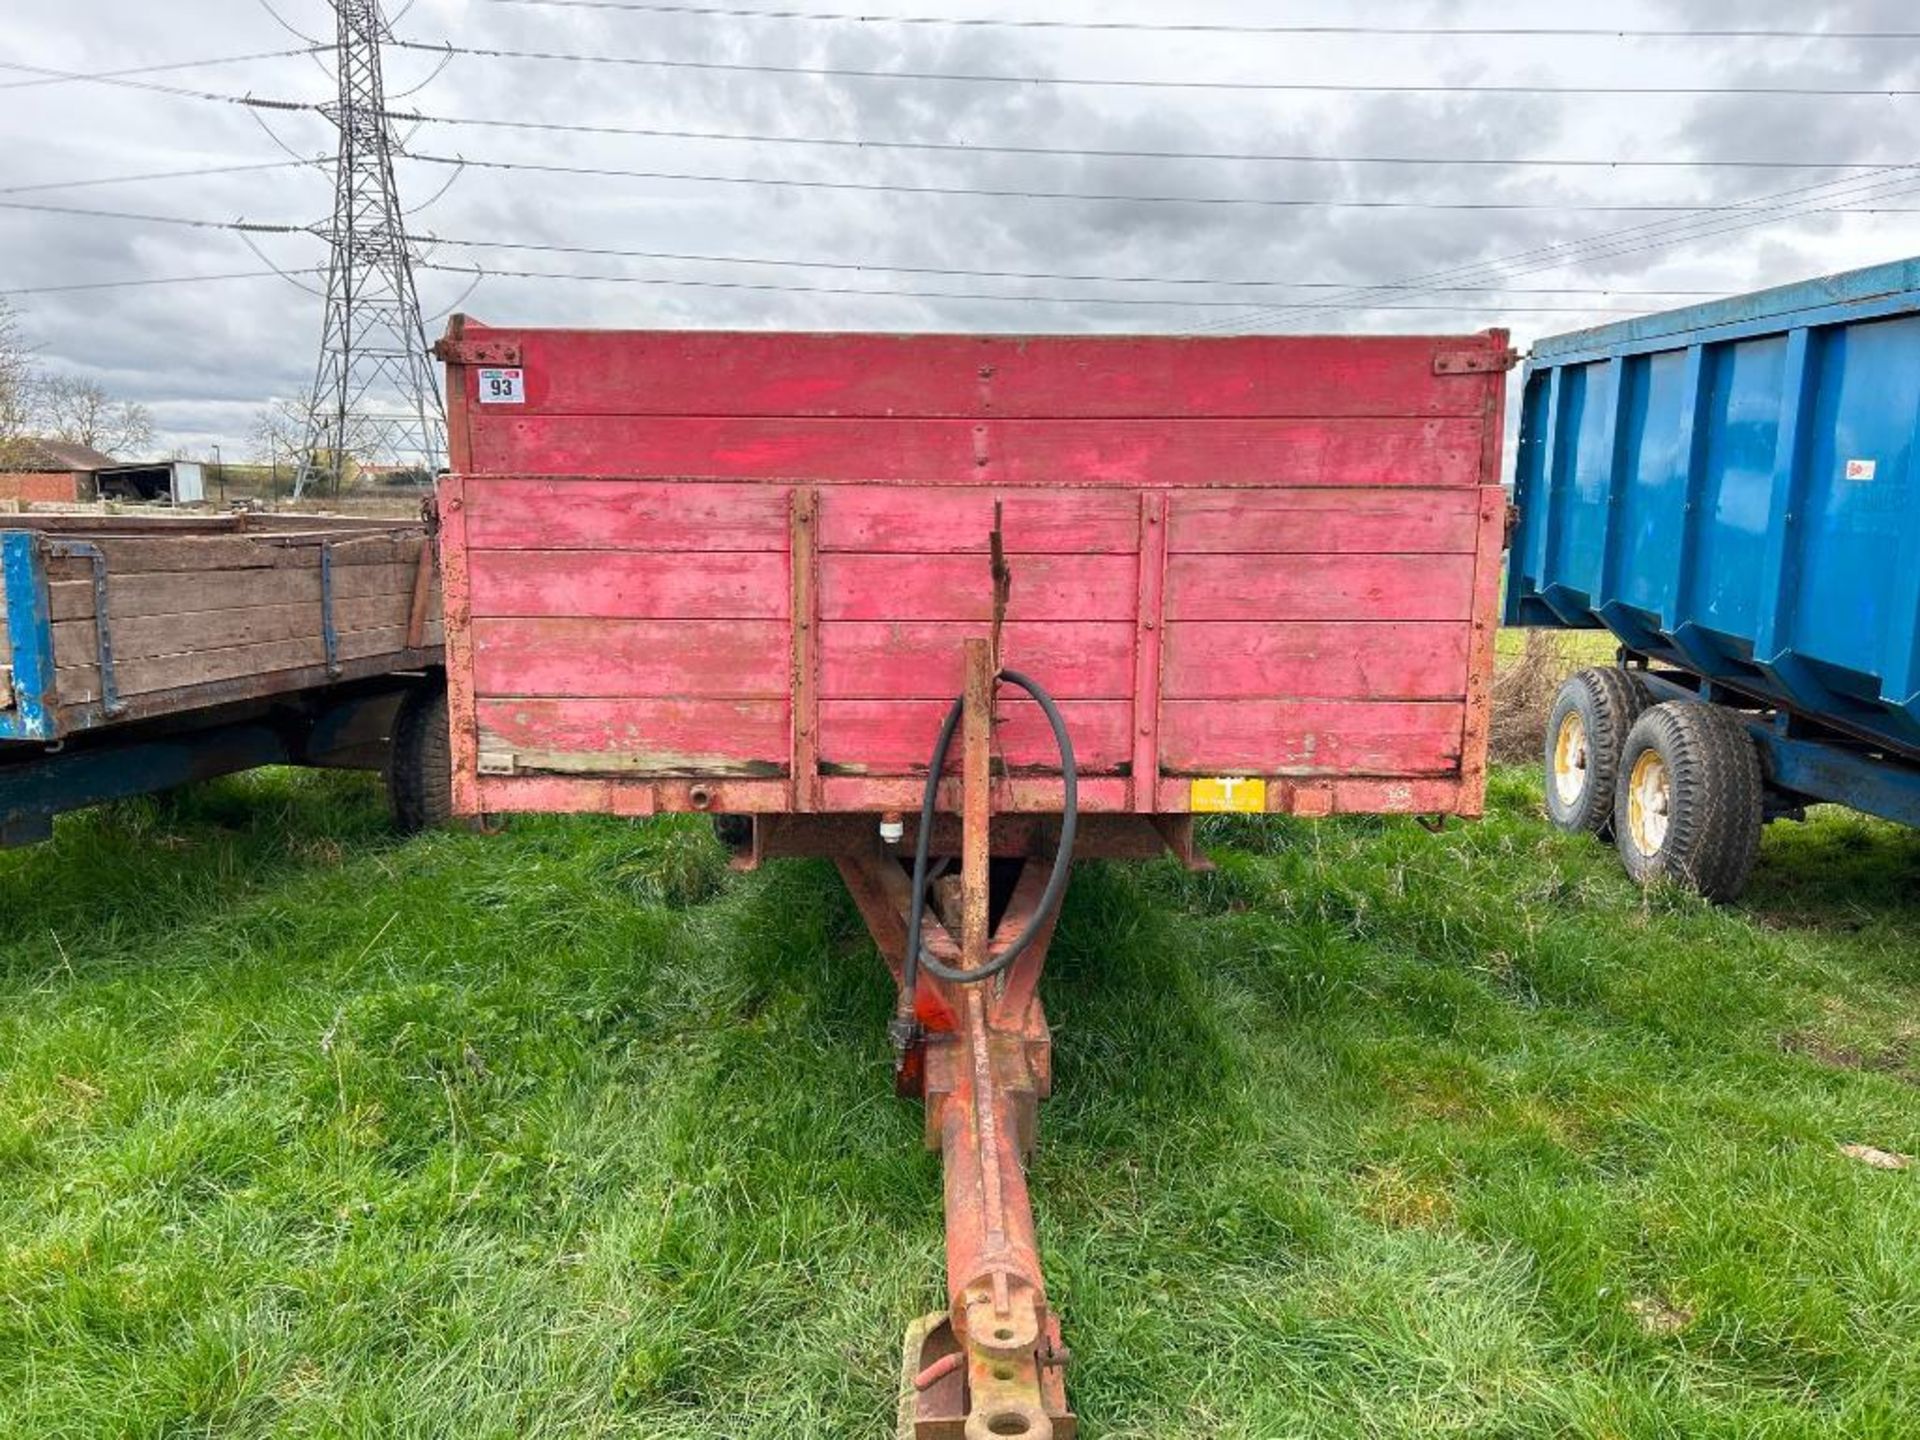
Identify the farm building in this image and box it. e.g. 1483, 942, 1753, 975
0, 437, 117, 504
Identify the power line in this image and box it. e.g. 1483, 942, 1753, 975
418, 259, 1659, 313
4, 56, 1905, 178
415, 232, 1733, 296
393, 38, 1920, 96
0, 46, 329, 90
0, 59, 316, 111
0, 268, 327, 297
0, 159, 320, 196
1194, 166, 1920, 333
0, 198, 308, 234
394, 112, 1902, 173
479, 0, 1920, 42
407, 150, 1920, 214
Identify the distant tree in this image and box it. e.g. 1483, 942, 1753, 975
32, 374, 154, 457
0, 299, 34, 463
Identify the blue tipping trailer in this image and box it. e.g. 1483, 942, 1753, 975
1506, 255, 1920, 899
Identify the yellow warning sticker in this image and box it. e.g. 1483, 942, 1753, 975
1189, 777, 1267, 813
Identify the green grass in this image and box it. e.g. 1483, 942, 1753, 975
4, 771, 1920, 1438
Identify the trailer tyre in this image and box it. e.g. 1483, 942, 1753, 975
1544, 667, 1650, 837
1613, 701, 1763, 902
389, 679, 454, 834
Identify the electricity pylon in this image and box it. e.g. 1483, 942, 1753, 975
295, 0, 443, 497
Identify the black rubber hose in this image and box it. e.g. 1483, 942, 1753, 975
902, 668, 1078, 998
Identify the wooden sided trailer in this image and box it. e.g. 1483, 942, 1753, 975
434, 320, 1513, 1438
0, 511, 449, 845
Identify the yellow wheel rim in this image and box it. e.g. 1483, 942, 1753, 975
1626, 748, 1671, 857
1552, 710, 1590, 808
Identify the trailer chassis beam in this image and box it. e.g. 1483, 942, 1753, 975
837, 639, 1076, 1440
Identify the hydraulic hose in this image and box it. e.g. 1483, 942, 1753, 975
902, 668, 1078, 999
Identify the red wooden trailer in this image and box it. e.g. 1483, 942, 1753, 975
434, 319, 1511, 1438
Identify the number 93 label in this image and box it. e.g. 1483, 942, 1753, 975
477, 367, 525, 404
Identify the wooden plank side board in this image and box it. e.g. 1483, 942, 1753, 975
1160, 700, 1464, 776
463, 477, 791, 551
49, 595, 420, 666
1162, 622, 1472, 700
47, 562, 423, 624
819, 621, 1134, 699
458, 329, 1505, 419
820, 553, 1137, 622
469, 616, 790, 698
818, 485, 1140, 553
475, 696, 791, 776
467, 550, 790, 619
1164, 553, 1476, 622
1167, 487, 1481, 554
55, 624, 440, 706
819, 698, 1129, 773
465, 416, 1489, 487
37, 532, 429, 575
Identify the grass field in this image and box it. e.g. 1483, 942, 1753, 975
4, 768, 1920, 1438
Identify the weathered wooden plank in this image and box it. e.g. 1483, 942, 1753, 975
468, 549, 789, 619
1166, 487, 1480, 554
1160, 700, 1464, 775
469, 616, 790, 698
55, 623, 438, 705
47, 562, 421, 623
467, 416, 1489, 488
457, 329, 1499, 418
818, 486, 1140, 553
1162, 621, 1471, 700
39, 531, 428, 574
819, 553, 1137, 622
818, 621, 1134, 699
1154, 774, 1468, 815
50, 595, 427, 666
818, 698, 1129, 773
464, 477, 791, 551
474, 696, 791, 776
1164, 553, 1475, 622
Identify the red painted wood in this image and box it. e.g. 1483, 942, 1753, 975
820, 554, 1137, 622
455, 326, 1504, 418
475, 697, 791, 769
1167, 487, 1479, 553
820, 699, 1129, 773
470, 617, 790, 698
1131, 492, 1169, 813
436, 474, 482, 818
819, 486, 1138, 553
469, 550, 789, 619
819, 622, 1134, 699
1160, 700, 1464, 775
1162, 622, 1471, 700
1153, 775, 1467, 814
464, 477, 790, 550
1164, 553, 1475, 622
821, 776, 1131, 814
466, 416, 1487, 488
475, 775, 792, 815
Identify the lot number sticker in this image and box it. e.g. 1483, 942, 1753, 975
1845, 458, 1877, 481
477, 367, 525, 404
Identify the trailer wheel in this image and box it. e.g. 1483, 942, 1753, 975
1613, 702, 1763, 901
1544, 667, 1650, 837
389, 678, 453, 834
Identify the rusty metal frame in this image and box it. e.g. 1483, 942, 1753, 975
834, 640, 1078, 1440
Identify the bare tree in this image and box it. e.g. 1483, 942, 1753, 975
0, 300, 33, 463
32, 374, 155, 457
251, 397, 309, 495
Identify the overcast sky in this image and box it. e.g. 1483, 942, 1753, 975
3, 0, 1919, 460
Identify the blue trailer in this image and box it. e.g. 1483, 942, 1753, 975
1507, 255, 1920, 899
